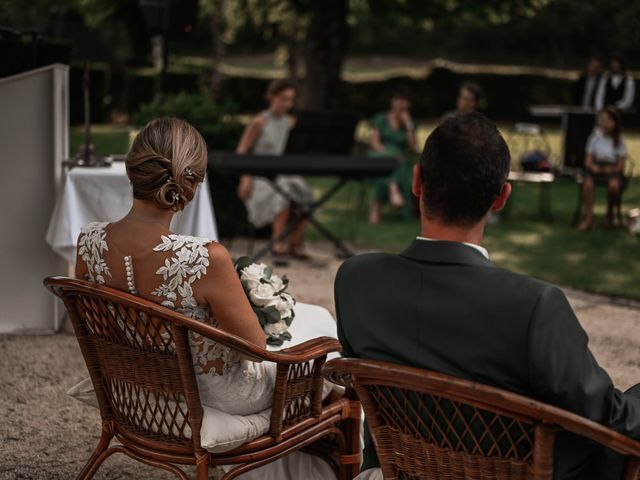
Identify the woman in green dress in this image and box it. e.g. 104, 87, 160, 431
368, 89, 418, 224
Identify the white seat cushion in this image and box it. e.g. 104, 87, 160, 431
201, 405, 272, 453
67, 302, 340, 453
67, 377, 270, 453
355, 468, 383, 480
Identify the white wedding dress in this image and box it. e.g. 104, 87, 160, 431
74, 222, 340, 479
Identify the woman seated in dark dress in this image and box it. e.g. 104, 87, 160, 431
578, 106, 627, 231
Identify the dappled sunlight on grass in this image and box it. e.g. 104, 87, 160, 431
500, 229, 547, 247
485, 218, 640, 297
309, 176, 640, 299
564, 251, 588, 265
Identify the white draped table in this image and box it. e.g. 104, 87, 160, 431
46, 162, 218, 264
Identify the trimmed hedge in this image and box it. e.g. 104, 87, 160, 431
69, 65, 585, 125
133, 92, 243, 150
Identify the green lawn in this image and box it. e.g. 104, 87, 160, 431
69, 125, 132, 157
72, 123, 640, 300
307, 176, 640, 300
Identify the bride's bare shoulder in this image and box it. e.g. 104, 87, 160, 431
205, 242, 234, 269
190, 242, 239, 301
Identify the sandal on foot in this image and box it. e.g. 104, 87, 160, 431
577, 220, 593, 231
290, 246, 311, 261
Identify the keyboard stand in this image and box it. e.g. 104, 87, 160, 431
251, 177, 353, 260
208, 151, 399, 261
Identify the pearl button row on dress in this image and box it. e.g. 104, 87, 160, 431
124, 256, 138, 295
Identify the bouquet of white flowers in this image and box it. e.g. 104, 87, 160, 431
234, 256, 296, 346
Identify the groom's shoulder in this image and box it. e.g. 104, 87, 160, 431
488, 266, 569, 310
336, 252, 404, 280
336, 251, 563, 296
492, 264, 557, 292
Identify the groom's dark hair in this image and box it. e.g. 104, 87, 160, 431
420, 112, 510, 226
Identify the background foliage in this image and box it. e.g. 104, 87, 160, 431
3, 0, 640, 66
133, 92, 242, 149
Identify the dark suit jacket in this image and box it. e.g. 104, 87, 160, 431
574, 73, 601, 108
335, 239, 640, 480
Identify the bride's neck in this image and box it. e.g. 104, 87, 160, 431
123, 200, 175, 228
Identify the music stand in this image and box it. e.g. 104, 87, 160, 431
285, 111, 359, 155
562, 111, 596, 173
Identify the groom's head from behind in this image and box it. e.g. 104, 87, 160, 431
413, 112, 512, 231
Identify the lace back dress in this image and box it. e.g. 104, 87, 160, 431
78, 222, 275, 414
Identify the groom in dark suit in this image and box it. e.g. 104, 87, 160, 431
335, 112, 640, 480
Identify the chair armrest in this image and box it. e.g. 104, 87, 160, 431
553, 417, 640, 479
192, 324, 341, 364
170, 312, 342, 364
552, 415, 640, 458
267, 337, 342, 364
322, 362, 354, 389
266, 339, 343, 438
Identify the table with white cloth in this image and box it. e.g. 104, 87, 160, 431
46, 161, 218, 264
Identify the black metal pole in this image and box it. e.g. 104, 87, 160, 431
82, 62, 91, 163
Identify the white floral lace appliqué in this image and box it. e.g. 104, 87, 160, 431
78, 222, 112, 284
151, 234, 239, 376
79, 226, 238, 377
151, 234, 210, 309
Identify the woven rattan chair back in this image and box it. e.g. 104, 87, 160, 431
323, 357, 640, 480
46, 277, 363, 480
46, 277, 207, 455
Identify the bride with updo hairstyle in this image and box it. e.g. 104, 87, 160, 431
126, 117, 207, 211
73, 117, 343, 478
75, 117, 272, 414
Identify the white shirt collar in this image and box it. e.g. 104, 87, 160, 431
416, 236, 489, 259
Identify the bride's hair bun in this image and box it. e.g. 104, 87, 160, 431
126, 118, 207, 211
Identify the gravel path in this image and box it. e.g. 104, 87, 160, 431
1, 241, 639, 479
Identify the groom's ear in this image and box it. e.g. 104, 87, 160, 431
412, 164, 423, 199
490, 182, 512, 212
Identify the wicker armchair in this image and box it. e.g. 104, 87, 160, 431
323, 357, 640, 480
44, 277, 361, 480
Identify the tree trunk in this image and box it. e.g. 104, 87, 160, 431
299, 0, 349, 110
210, 0, 226, 98
286, 15, 303, 83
